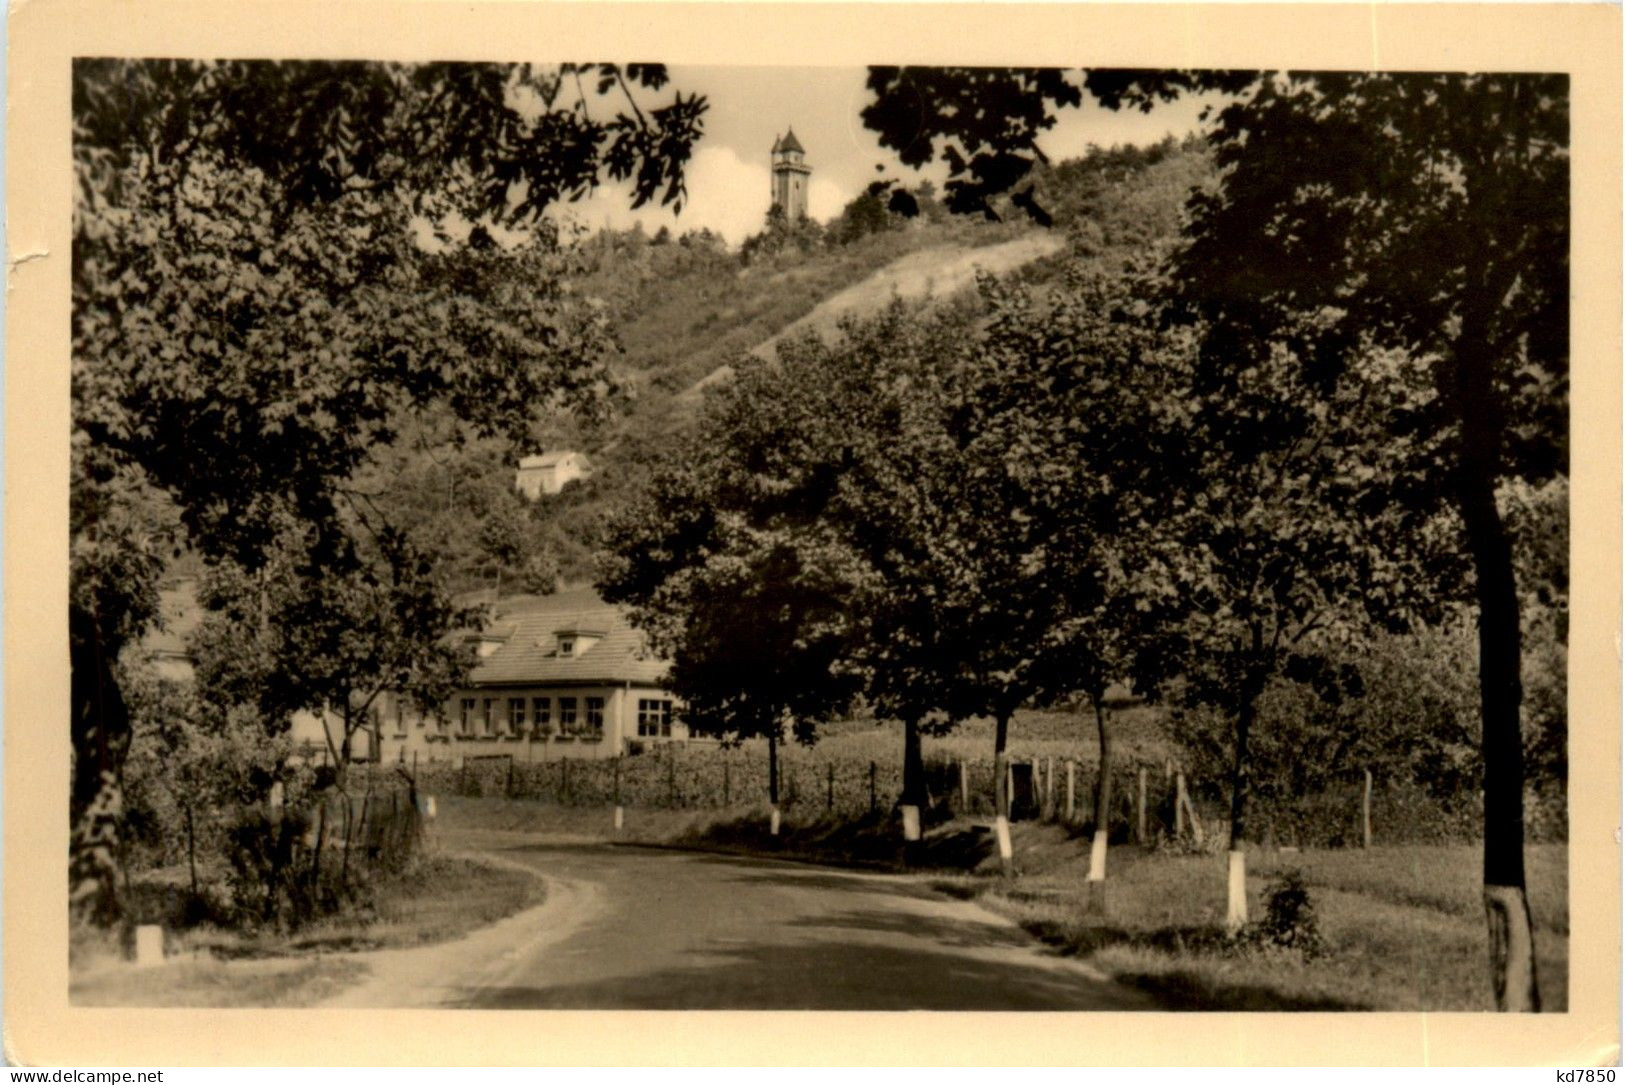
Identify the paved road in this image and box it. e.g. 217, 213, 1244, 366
326, 837, 1152, 1010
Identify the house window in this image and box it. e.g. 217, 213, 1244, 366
531, 697, 551, 735
585, 697, 605, 738
638, 698, 673, 738
558, 696, 578, 735
483, 698, 496, 736
460, 698, 475, 735
558, 637, 575, 658
509, 698, 526, 733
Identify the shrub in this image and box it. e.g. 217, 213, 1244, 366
223, 806, 326, 930
1253, 869, 1326, 958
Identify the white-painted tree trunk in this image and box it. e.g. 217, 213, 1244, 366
1086, 828, 1110, 915
770, 806, 781, 836
1226, 849, 1248, 931
994, 815, 1013, 866
901, 804, 922, 842
613, 805, 625, 831
1485, 883, 1540, 1011
1088, 829, 1108, 882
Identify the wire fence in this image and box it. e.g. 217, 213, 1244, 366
349, 747, 1557, 848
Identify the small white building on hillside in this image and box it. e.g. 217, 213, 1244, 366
516, 450, 590, 499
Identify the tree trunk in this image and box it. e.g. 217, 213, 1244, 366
184, 803, 199, 900
992, 710, 1013, 876
1229, 685, 1255, 851
900, 715, 925, 843
1087, 692, 1112, 915
1227, 649, 1263, 933
1456, 417, 1539, 1010
767, 726, 781, 836
69, 604, 132, 926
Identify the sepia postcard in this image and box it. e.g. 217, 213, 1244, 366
6, 0, 1621, 1068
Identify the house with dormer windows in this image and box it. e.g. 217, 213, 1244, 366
363, 587, 687, 764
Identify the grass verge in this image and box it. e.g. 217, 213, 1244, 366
70, 852, 544, 1006
934, 827, 1568, 1012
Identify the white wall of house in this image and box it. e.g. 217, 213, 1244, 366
515, 453, 588, 500
352, 685, 687, 765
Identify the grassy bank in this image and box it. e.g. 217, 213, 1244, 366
70, 852, 544, 1007
932, 825, 1569, 1012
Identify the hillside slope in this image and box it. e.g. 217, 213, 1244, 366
677, 231, 1066, 405
328, 138, 1215, 590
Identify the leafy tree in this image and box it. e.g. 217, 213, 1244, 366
71, 60, 706, 922
959, 268, 1187, 904
194, 519, 478, 786
741, 203, 825, 262
1155, 333, 1444, 929
862, 66, 1566, 1011
604, 302, 1026, 848
119, 656, 293, 906
599, 424, 865, 830
833, 184, 896, 244
765, 308, 989, 848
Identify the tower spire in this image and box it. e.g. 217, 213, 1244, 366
770, 127, 811, 220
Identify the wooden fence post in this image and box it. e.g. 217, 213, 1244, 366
356, 788, 373, 862
505, 755, 515, 799
958, 759, 968, 812
1006, 763, 1015, 818
1175, 771, 1186, 839
1065, 759, 1076, 822
338, 796, 354, 889
310, 799, 327, 887
1137, 767, 1147, 844
1174, 773, 1204, 846
1043, 756, 1054, 819
614, 755, 625, 832
1362, 768, 1373, 849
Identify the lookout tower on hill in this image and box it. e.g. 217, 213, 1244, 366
770, 128, 810, 221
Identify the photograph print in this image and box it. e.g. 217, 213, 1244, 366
67, 58, 1570, 1017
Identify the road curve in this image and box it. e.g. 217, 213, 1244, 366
325, 837, 1153, 1011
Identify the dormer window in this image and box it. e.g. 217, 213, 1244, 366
552, 625, 606, 658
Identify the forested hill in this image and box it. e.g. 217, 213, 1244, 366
359, 135, 1215, 594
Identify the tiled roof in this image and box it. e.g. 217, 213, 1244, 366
469, 588, 668, 687
518, 450, 581, 469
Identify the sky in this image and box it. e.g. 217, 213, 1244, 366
559, 66, 1212, 247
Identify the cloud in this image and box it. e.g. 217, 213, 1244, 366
808, 174, 848, 223
558, 144, 858, 248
